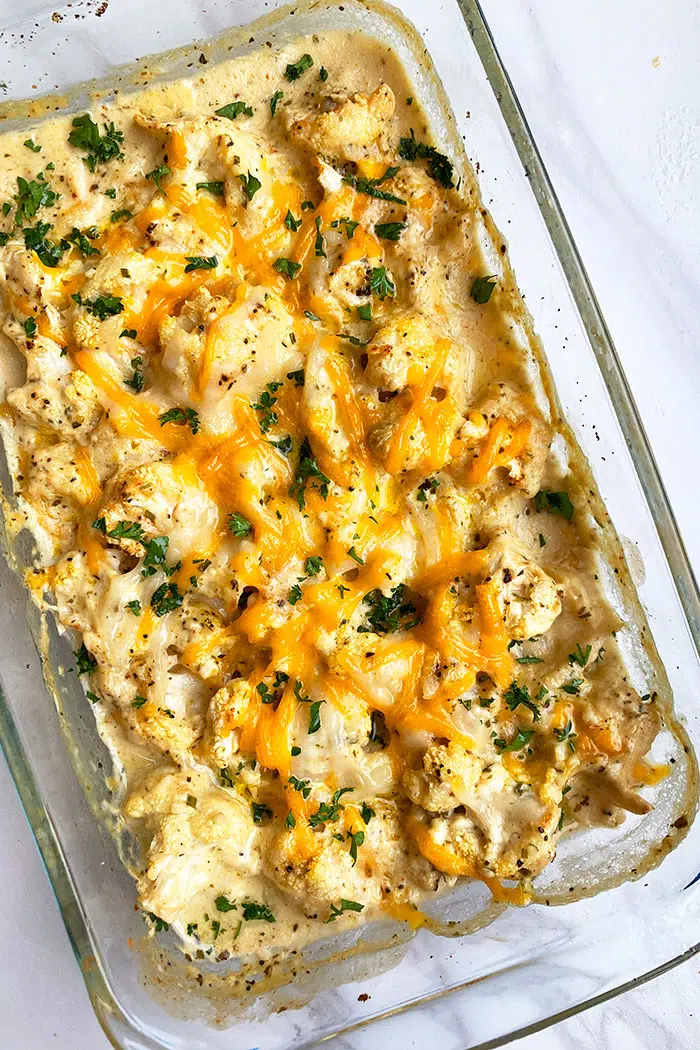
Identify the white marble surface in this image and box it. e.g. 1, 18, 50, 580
2, 0, 700, 1046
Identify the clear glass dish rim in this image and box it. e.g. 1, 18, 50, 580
0, 0, 699, 1046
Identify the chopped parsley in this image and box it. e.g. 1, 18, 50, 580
215, 100, 253, 120
562, 678, 584, 695
398, 129, 454, 188
331, 216, 359, 239
535, 489, 574, 521
257, 671, 289, 705
503, 681, 541, 721
284, 209, 302, 232
24, 139, 41, 153
251, 380, 283, 433
288, 583, 303, 605
369, 265, 395, 300
126, 600, 142, 616
108, 520, 145, 540
184, 254, 217, 273
193, 181, 225, 205
273, 256, 301, 280
357, 303, 372, 322
569, 643, 592, 668
304, 556, 323, 576
68, 114, 124, 171
23, 221, 64, 268
228, 512, 252, 537
146, 164, 171, 194
151, 581, 184, 617
270, 90, 284, 116
72, 292, 124, 320
132, 696, 148, 709
375, 221, 407, 241
125, 355, 144, 393
141, 535, 169, 575
22, 316, 37, 339
86, 691, 101, 704
309, 786, 353, 826
554, 719, 577, 751
215, 894, 237, 911
319, 66, 329, 82
271, 435, 293, 455
239, 171, 261, 201
326, 899, 364, 923
307, 699, 325, 734
359, 584, 420, 634
285, 811, 296, 828
290, 437, 330, 509
494, 728, 534, 753
158, 406, 200, 434
360, 802, 375, 824
146, 912, 169, 932
64, 225, 99, 257
241, 901, 275, 923
288, 775, 311, 798
291, 745, 302, 757
416, 476, 440, 502
343, 165, 406, 205
515, 654, 543, 665
293, 679, 310, 703
110, 208, 133, 222
74, 644, 97, 674
287, 367, 305, 386
347, 829, 365, 865
347, 546, 364, 565
252, 801, 273, 825
470, 275, 497, 304
314, 215, 326, 258
285, 54, 314, 81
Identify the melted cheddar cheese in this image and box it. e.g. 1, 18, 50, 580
0, 30, 665, 959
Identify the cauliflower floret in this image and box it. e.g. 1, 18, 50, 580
202, 679, 253, 768
70, 250, 160, 352
366, 312, 443, 392
159, 284, 300, 411
460, 384, 552, 497
125, 767, 258, 922
488, 538, 562, 640
410, 754, 562, 880
0, 242, 55, 314
369, 393, 464, 475
97, 459, 218, 559
302, 342, 366, 484
22, 440, 94, 546
5, 329, 103, 435
284, 84, 395, 161
403, 742, 482, 813
267, 800, 439, 918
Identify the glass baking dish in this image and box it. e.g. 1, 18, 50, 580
1, 0, 700, 1047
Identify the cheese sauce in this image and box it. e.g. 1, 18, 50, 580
0, 30, 667, 959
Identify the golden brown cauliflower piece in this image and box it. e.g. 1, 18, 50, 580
284, 84, 395, 160
267, 801, 439, 919
488, 538, 562, 640
97, 459, 218, 558
403, 742, 482, 813
412, 757, 562, 880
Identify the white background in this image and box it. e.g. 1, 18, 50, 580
2, 0, 699, 1046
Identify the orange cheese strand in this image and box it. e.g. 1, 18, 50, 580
464, 417, 532, 485
475, 580, 512, 688
73, 445, 102, 506
385, 338, 451, 474
73, 350, 181, 450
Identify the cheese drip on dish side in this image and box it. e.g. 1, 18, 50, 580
0, 32, 666, 957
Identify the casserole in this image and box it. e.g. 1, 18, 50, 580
0, 2, 696, 1050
